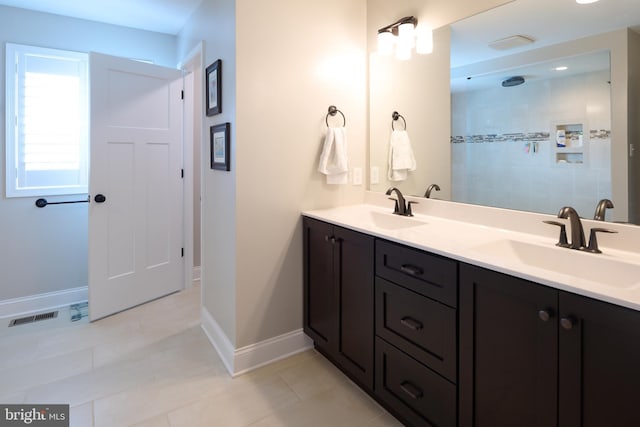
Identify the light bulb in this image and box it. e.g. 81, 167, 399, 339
398, 22, 415, 49
415, 25, 433, 54
395, 44, 411, 61
377, 31, 395, 56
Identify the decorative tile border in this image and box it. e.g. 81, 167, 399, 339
451, 132, 550, 144
590, 129, 611, 140
451, 130, 610, 143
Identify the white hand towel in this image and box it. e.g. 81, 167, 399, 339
318, 127, 349, 184
388, 130, 416, 181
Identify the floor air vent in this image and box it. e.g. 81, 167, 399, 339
9, 311, 58, 327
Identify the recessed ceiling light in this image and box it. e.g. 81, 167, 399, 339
576, 0, 599, 4
555, 66, 568, 71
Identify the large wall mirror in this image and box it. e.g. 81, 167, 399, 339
369, 0, 640, 224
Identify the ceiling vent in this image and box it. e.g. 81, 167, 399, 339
502, 76, 525, 87
489, 35, 535, 51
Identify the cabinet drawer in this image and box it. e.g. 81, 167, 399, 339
376, 277, 456, 382
376, 337, 456, 427
376, 240, 457, 307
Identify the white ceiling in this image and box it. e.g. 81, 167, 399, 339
450, 0, 640, 92
451, 0, 640, 69
0, 0, 203, 34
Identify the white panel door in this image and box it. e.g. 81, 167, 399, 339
89, 52, 183, 321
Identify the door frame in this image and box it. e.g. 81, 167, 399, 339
178, 41, 204, 290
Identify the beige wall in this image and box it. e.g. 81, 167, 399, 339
179, 0, 368, 349
180, 0, 518, 354
235, 0, 368, 348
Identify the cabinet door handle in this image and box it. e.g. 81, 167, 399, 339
400, 264, 424, 276
400, 316, 423, 331
324, 235, 336, 244
561, 316, 577, 330
400, 381, 424, 400
538, 309, 554, 322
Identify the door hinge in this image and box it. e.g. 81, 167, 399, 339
181, 248, 184, 257
181, 90, 184, 100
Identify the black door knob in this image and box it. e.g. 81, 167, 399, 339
94, 194, 107, 203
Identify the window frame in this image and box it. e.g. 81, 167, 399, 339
5, 43, 89, 198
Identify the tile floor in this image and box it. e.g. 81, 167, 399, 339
0, 285, 402, 426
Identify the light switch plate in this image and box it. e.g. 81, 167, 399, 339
370, 166, 379, 184
353, 167, 362, 185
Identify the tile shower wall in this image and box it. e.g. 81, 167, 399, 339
451, 69, 612, 216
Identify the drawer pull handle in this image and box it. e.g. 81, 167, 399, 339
400, 264, 423, 276
400, 316, 423, 331
400, 381, 423, 400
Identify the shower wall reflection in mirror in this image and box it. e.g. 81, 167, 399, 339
451, 51, 611, 218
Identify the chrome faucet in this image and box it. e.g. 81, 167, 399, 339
593, 199, 614, 221
557, 206, 586, 250
424, 184, 441, 198
386, 187, 415, 216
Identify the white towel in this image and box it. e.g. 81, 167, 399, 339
388, 130, 416, 181
318, 127, 349, 184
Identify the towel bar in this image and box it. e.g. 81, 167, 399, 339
35, 196, 90, 208
326, 105, 346, 127
392, 111, 407, 130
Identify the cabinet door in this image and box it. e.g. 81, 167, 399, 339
460, 264, 558, 427
303, 217, 335, 348
334, 226, 374, 391
559, 292, 640, 427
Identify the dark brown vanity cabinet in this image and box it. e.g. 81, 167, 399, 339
375, 240, 458, 427
304, 216, 640, 427
302, 217, 374, 391
460, 263, 640, 427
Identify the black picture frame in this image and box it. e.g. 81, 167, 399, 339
210, 123, 230, 171
206, 59, 222, 116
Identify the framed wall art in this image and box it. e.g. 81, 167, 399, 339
206, 59, 222, 116
210, 122, 230, 171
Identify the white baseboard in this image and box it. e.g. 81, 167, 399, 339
0, 286, 88, 320
233, 328, 314, 377
200, 305, 235, 374
200, 305, 313, 377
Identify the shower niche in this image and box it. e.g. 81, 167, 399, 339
554, 122, 585, 165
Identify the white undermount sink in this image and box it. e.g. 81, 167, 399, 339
367, 210, 428, 230
472, 239, 640, 289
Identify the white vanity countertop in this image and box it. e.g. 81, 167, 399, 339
303, 197, 640, 312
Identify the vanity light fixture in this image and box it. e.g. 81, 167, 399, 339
377, 16, 433, 60
576, 0, 599, 4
